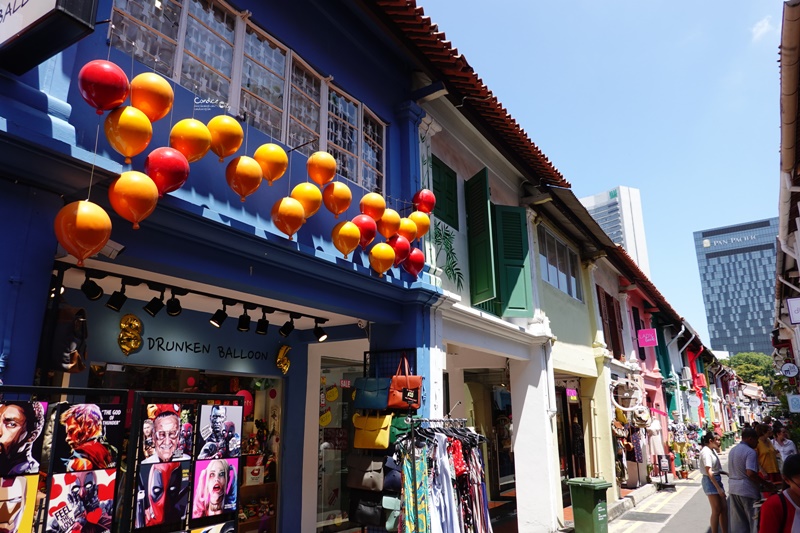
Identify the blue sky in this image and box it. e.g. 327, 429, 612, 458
418, 0, 783, 347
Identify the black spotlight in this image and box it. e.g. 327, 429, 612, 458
210, 300, 233, 328
144, 287, 165, 317
237, 311, 251, 332
255, 307, 271, 335
106, 280, 128, 312
81, 274, 103, 301
166, 290, 182, 317
279, 313, 298, 337
314, 319, 328, 342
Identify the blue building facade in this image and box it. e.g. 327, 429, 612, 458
0, 1, 443, 530
693, 218, 778, 355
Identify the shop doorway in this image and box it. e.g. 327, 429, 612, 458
555, 386, 585, 507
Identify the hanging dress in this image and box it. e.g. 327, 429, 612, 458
401, 443, 431, 533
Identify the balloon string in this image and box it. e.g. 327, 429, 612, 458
87, 122, 101, 201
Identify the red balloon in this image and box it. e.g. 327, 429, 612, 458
352, 214, 377, 250
78, 60, 130, 115
388, 235, 410, 266
236, 390, 254, 418
412, 188, 436, 214
403, 247, 425, 277
145, 147, 190, 197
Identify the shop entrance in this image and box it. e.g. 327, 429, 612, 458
555, 385, 585, 507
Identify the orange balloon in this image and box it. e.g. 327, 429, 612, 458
408, 210, 430, 239
108, 171, 159, 229
307, 151, 337, 186
54, 200, 112, 267
253, 143, 288, 185
226, 156, 263, 202
398, 217, 418, 242
377, 208, 401, 239
170, 118, 212, 163
271, 197, 305, 240
130, 72, 174, 122
291, 182, 323, 218
360, 192, 386, 221
322, 182, 352, 218
104, 106, 153, 164
369, 242, 395, 277
207, 115, 243, 162
332, 221, 360, 259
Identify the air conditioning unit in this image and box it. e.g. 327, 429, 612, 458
681, 367, 693, 382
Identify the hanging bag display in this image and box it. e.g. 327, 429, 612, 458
611, 420, 628, 438
353, 412, 393, 450
352, 377, 392, 410
382, 495, 402, 532
389, 414, 418, 444
387, 354, 423, 410
383, 455, 402, 493
349, 490, 383, 527
346, 454, 384, 491
631, 405, 652, 428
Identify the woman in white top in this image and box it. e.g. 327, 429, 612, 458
700, 432, 728, 533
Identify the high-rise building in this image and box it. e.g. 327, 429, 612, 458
579, 186, 650, 276
693, 218, 778, 355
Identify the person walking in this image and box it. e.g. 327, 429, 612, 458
700, 432, 728, 533
774, 427, 797, 464
757, 423, 782, 496
758, 453, 800, 531
729, 428, 773, 533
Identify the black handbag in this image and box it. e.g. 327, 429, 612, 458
383, 455, 402, 493
349, 490, 383, 527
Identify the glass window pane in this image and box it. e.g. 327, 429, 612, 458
556, 241, 568, 292
187, 0, 235, 43
538, 226, 548, 282
244, 28, 286, 77
184, 17, 233, 79
362, 113, 383, 192
289, 62, 321, 154
113, 0, 181, 41
569, 250, 582, 300
546, 233, 558, 284
241, 91, 283, 140
180, 54, 229, 101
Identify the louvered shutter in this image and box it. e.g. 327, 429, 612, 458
465, 168, 495, 305
493, 205, 532, 317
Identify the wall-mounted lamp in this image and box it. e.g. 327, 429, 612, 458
237, 303, 257, 332
106, 279, 129, 311
279, 313, 300, 337
143, 285, 166, 317
314, 319, 329, 342
210, 298, 236, 328
166, 288, 185, 317
256, 307, 273, 335
80, 273, 104, 301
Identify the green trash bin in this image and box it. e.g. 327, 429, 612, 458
567, 477, 612, 533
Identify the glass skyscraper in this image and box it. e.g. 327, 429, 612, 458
693, 218, 778, 355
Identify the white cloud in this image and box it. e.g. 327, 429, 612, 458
751, 16, 775, 43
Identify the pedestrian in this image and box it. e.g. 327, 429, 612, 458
757, 424, 782, 496
774, 427, 797, 464
757, 453, 800, 531
729, 428, 775, 533
701, 432, 728, 533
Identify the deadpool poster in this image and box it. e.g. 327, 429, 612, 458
46, 468, 115, 533
134, 459, 190, 532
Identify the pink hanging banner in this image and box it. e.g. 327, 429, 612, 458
637, 328, 658, 347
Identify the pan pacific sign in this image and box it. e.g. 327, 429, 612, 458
702, 235, 758, 248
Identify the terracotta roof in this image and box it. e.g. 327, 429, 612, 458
370, 0, 570, 189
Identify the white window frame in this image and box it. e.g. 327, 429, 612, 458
537, 225, 583, 301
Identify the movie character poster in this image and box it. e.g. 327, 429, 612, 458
0, 401, 47, 477
0, 474, 39, 532
195, 405, 241, 460
141, 404, 195, 463
46, 468, 115, 533
134, 460, 190, 531
190, 520, 235, 533
51, 404, 123, 473
189, 458, 237, 528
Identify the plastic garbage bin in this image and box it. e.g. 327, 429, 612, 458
567, 477, 612, 533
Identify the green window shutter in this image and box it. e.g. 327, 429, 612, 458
493, 205, 533, 317
465, 168, 495, 305
431, 155, 458, 229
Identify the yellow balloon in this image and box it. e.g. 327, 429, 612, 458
225, 156, 263, 202
360, 192, 386, 221
291, 182, 323, 218
369, 243, 395, 277
307, 151, 337, 186
397, 217, 418, 242
331, 221, 360, 259
170, 118, 212, 163
207, 115, 243, 162
104, 106, 153, 164
271, 197, 305, 240
408, 210, 430, 239
130, 72, 174, 122
377, 208, 401, 239
253, 143, 288, 185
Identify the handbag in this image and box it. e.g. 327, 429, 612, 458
631, 406, 652, 428
611, 420, 628, 438
389, 415, 418, 444
383, 455, 402, 493
383, 495, 402, 532
387, 355, 423, 410
349, 490, 383, 527
346, 455, 384, 492
353, 377, 392, 410
353, 412, 393, 450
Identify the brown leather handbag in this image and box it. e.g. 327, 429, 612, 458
387, 355, 423, 410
